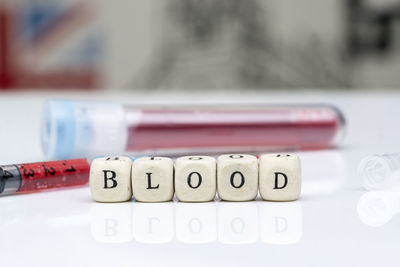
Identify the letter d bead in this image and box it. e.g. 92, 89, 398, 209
259, 154, 301, 201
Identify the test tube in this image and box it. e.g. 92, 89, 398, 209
42, 100, 345, 159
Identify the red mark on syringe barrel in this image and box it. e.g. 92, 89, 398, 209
17, 159, 89, 193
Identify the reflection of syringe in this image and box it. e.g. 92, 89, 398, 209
358, 153, 400, 190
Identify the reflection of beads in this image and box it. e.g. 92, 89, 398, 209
90, 201, 303, 244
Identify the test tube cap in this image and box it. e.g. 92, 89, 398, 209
358, 153, 400, 190
42, 99, 127, 159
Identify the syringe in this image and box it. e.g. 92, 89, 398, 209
0, 159, 90, 196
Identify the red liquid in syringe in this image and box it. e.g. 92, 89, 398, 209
0, 159, 90, 196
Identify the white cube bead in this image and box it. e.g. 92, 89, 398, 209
132, 157, 174, 202
90, 156, 132, 203
259, 153, 301, 201
217, 154, 258, 201
175, 156, 216, 202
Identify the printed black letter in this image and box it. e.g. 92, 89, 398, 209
103, 170, 117, 189
187, 172, 202, 189
146, 173, 160, 189
230, 171, 245, 188
274, 172, 288, 189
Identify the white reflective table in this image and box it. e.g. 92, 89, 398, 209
1, 91, 399, 267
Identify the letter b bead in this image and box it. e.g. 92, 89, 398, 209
90, 156, 133, 202
259, 154, 301, 201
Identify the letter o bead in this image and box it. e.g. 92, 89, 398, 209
175, 156, 216, 202
217, 154, 258, 201
132, 157, 174, 202
259, 154, 301, 201
90, 156, 133, 202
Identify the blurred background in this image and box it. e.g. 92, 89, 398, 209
1, 0, 400, 91
1, 2, 400, 264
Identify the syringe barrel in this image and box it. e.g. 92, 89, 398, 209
0, 159, 90, 196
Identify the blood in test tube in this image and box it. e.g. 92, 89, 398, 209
126, 106, 344, 151
0, 159, 90, 196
